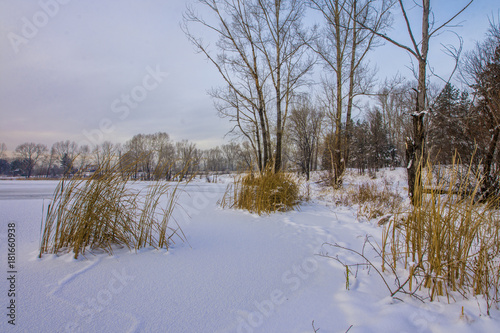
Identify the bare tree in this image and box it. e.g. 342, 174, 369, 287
221, 142, 241, 171
124, 134, 147, 178
176, 140, 199, 178
375, 75, 414, 165
43, 146, 57, 178
288, 98, 324, 180
124, 132, 175, 180
309, 0, 390, 186
92, 141, 116, 170
15, 142, 47, 178
51, 140, 79, 175
184, 0, 272, 171
77, 145, 91, 171
153, 132, 176, 180
183, 0, 313, 173
254, 0, 315, 172
52, 140, 78, 161
213, 84, 271, 172
356, 0, 473, 203
205, 146, 225, 172
0, 143, 7, 159
239, 141, 255, 170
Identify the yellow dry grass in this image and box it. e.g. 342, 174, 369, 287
39, 155, 188, 259
335, 181, 403, 220
382, 157, 500, 312
219, 166, 299, 215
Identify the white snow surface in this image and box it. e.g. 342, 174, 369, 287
0, 172, 499, 333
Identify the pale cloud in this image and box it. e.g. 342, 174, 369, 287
0, 0, 497, 153
0, 0, 228, 152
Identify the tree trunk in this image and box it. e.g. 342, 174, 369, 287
255, 125, 263, 172
481, 127, 500, 199
333, 0, 344, 186
344, 0, 358, 174
275, 63, 283, 173
274, 1, 282, 174
407, 0, 429, 205
257, 103, 270, 170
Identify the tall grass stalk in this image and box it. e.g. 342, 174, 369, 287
39, 156, 188, 259
384, 157, 500, 313
334, 181, 403, 220
219, 165, 299, 215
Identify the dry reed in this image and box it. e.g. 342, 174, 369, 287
334, 181, 403, 220
39, 155, 188, 259
382, 157, 500, 313
219, 165, 299, 215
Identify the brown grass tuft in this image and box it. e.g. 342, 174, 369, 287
219, 165, 299, 215
382, 158, 500, 313
39, 155, 187, 259
334, 181, 404, 220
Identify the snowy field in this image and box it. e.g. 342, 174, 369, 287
0, 172, 499, 333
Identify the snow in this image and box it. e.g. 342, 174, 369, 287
0, 173, 499, 333
411, 109, 430, 117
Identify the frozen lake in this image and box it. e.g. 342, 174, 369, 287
0, 180, 59, 200
0, 177, 498, 332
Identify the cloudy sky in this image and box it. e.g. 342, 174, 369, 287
0, 0, 498, 153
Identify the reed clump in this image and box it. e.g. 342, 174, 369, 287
334, 181, 403, 220
382, 157, 500, 313
219, 166, 299, 215
39, 156, 186, 259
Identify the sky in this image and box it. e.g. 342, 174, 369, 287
0, 0, 498, 154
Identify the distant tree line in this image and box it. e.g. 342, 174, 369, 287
0, 135, 254, 179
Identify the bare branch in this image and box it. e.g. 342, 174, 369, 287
398, 0, 422, 59
429, 0, 474, 38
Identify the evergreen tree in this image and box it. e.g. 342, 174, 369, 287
61, 153, 73, 175
428, 83, 472, 164
367, 110, 392, 172
349, 120, 369, 174
0, 159, 11, 175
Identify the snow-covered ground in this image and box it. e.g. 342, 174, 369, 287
0, 172, 499, 333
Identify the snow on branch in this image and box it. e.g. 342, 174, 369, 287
411, 109, 430, 117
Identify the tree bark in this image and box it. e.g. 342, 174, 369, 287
407, 0, 429, 205
481, 126, 500, 199
333, 0, 344, 186
344, 0, 358, 176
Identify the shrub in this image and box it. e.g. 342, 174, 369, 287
333, 181, 404, 220
39, 156, 186, 259
219, 166, 299, 215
